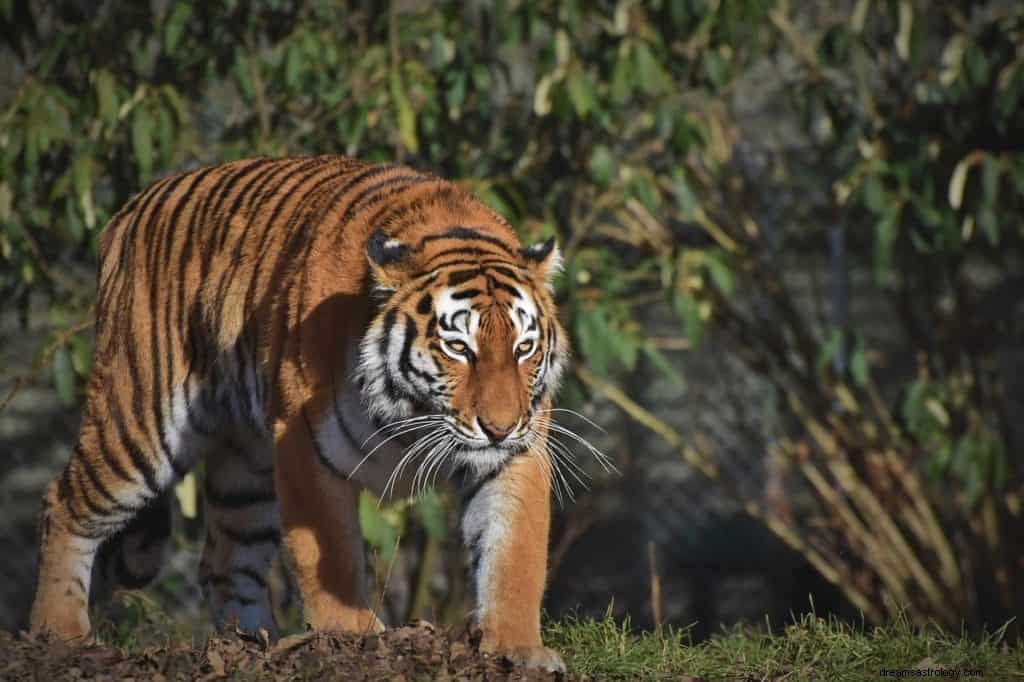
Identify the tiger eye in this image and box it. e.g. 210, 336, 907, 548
517, 340, 534, 355
446, 340, 468, 354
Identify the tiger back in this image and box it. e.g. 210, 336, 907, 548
30, 156, 569, 672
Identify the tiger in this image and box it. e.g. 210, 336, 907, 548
29, 155, 570, 672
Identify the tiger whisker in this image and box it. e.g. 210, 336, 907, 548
532, 437, 567, 507
380, 428, 447, 504
425, 438, 460, 493
361, 414, 445, 448
534, 417, 617, 474
546, 438, 584, 504
536, 407, 606, 434
414, 434, 456, 498
548, 434, 591, 489
350, 419, 443, 479
548, 447, 590, 509
402, 429, 450, 497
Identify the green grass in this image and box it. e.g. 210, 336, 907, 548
545, 611, 1023, 680
91, 590, 1024, 680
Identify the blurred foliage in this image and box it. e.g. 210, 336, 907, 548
2, 0, 1023, 631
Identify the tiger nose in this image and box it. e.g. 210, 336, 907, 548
477, 417, 516, 443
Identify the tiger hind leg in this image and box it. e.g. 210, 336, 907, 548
91, 491, 173, 604
30, 425, 178, 641
198, 441, 280, 635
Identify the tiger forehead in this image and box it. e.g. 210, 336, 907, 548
421, 265, 534, 307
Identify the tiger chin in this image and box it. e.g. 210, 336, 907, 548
28, 156, 569, 673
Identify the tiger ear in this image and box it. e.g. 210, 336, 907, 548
366, 229, 412, 291
520, 237, 562, 290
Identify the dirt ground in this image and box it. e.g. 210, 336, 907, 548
0, 623, 583, 681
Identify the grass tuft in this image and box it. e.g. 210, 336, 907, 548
544, 611, 1024, 680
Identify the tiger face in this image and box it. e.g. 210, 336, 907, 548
356, 228, 567, 476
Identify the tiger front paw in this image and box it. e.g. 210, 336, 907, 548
479, 633, 566, 673
501, 644, 566, 673
29, 608, 92, 644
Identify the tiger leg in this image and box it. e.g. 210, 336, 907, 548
31, 421, 175, 641
92, 491, 173, 603
198, 441, 279, 634
462, 451, 565, 672
273, 417, 382, 633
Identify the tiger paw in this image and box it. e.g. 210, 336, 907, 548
479, 635, 566, 674
29, 611, 92, 644
501, 644, 566, 673
307, 605, 384, 634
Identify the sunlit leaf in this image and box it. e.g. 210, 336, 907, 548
359, 490, 398, 561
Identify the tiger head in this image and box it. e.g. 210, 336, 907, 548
356, 226, 568, 476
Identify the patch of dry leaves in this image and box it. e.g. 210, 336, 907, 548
0, 622, 586, 681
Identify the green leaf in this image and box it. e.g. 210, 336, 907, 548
95, 70, 118, 128
630, 173, 660, 212
71, 334, 93, 377
962, 452, 984, 512
980, 158, 1000, 248
978, 206, 999, 246
285, 44, 303, 90
413, 490, 447, 540
611, 45, 633, 103
981, 156, 1000, 201
642, 343, 685, 387
156, 106, 175, 165
576, 307, 616, 377
863, 174, 885, 214
873, 207, 898, 286
445, 70, 467, 119
131, 108, 155, 181
164, 2, 192, 54
588, 145, 615, 187
675, 295, 703, 348
478, 188, 513, 221
358, 491, 398, 561
671, 168, 698, 216
817, 327, 844, 373
71, 153, 96, 230
390, 66, 419, 152
704, 250, 734, 296
64, 198, 84, 242
566, 67, 595, 118
965, 45, 989, 86
633, 42, 668, 95
704, 50, 730, 88
850, 337, 868, 386
160, 85, 188, 124
53, 346, 76, 406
